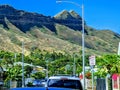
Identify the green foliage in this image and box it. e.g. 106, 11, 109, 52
95, 54, 120, 78
5, 65, 22, 82
24, 65, 33, 77
1, 49, 120, 82
94, 67, 108, 78
27, 82, 33, 87
31, 72, 45, 79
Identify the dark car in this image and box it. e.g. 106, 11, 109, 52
10, 87, 73, 90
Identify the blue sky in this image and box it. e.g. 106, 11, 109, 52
0, 0, 120, 34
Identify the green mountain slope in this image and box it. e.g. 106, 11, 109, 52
0, 5, 120, 55
0, 19, 82, 55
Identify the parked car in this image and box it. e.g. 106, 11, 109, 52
46, 75, 83, 90
0, 81, 4, 86
33, 79, 47, 87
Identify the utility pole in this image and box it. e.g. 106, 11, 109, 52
22, 41, 24, 87
118, 42, 120, 55
73, 53, 76, 76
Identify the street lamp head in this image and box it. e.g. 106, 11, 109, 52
56, 0, 62, 3
56, 0, 82, 8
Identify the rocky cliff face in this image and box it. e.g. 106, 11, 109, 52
0, 5, 85, 33
53, 10, 83, 31
0, 5, 56, 32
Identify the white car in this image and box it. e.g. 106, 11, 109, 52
46, 75, 83, 90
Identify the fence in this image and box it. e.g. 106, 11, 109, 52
86, 78, 113, 90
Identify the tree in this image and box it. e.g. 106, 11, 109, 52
5, 65, 22, 82
95, 54, 120, 78
24, 65, 33, 78
31, 72, 45, 79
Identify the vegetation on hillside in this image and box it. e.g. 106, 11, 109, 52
0, 50, 120, 84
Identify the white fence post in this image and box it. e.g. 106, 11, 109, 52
106, 77, 108, 90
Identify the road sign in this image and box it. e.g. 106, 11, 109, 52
89, 55, 96, 66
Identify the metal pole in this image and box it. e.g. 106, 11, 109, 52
92, 66, 94, 90
22, 41, 24, 87
73, 53, 76, 76
118, 42, 120, 55
46, 60, 48, 79
82, 4, 85, 90
56, 1, 85, 89
14, 53, 17, 63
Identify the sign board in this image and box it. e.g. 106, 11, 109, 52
65, 64, 71, 71
89, 55, 96, 66
112, 74, 120, 90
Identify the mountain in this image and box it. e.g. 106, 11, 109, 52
0, 5, 84, 33
0, 5, 120, 55
54, 10, 84, 31
0, 5, 56, 32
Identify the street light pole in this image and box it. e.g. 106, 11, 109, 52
56, 1, 85, 90
81, 4, 85, 90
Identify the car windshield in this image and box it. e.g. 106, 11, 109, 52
47, 79, 82, 90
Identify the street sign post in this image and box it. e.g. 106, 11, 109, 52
89, 55, 96, 90
89, 55, 96, 66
